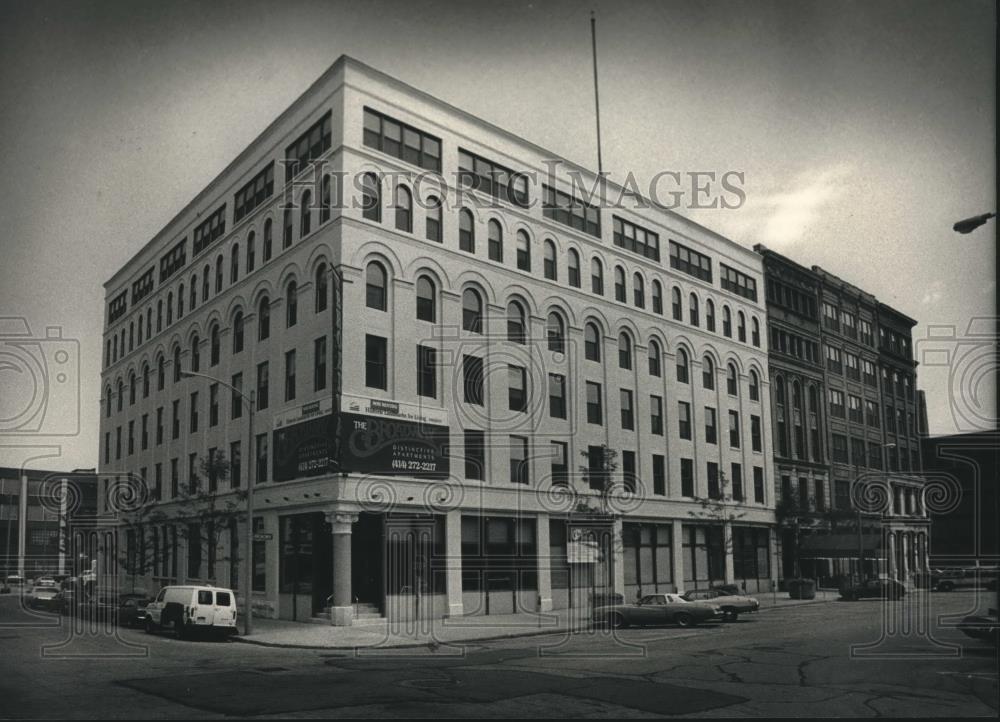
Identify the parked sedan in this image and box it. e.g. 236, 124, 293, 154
27, 585, 61, 611
681, 589, 760, 621
594, 593, 722, 629
956, 608, 998, 647
840, 578, 906, 601
98, 594, 152, 628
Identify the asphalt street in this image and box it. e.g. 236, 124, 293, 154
0, 590, 996, 718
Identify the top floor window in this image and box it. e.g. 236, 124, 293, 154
542, 184, 600, 237
669, 240, 712, 282
458, 149, 529, 207
720, 264, 758, 302
613, 216, 660, 261
363, 107, 441, 173
234, 162, 274, 223
286, 111, 332, 181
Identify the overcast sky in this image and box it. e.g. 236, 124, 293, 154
0, 0, 995, 471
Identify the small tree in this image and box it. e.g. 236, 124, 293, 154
688, 470, 747, 583
578, 444, 619, 516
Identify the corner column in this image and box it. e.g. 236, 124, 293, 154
723, 521, 735, 584
536, 513, 552, 612
326, 510, 358, 626
445, 510, 464, 617
672, 522, 686, 592
612, 517, 625, 596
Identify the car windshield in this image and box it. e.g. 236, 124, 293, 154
32, 587, 52, 594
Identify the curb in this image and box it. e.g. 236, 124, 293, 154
233, 596, 837, 651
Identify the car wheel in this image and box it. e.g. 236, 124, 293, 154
176, 620, 189, 640
144, 618, 155, 634
675, 613, 695, 628
607, 612, 627, 629
723, 609, 739, 622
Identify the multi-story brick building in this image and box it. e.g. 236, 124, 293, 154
98, 55, 777, 625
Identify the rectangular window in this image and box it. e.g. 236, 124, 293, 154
508, 365, 527, 412
458, 149, 529, 207
751, 414, 762, 452
845, 352, 861, 380
669, 240, 712, 282
548, 373, 566, 419
731, 463, 743, 501
587, 445, 606, 490
650, 395, 664, 435
542, 184, 600, 237
832, 434, 848, 462
159, 238, 187, 283
848, 394, 863, 423
312, 337, 327, 392
156, 406, 164, 444
828, 388, 845, 418
753, 467, 765, 503
707, 462, 720, 499
613, 216, 660, 261
193, 204, 227, 256
256, 433, 268, 482
233, 162, 275, 223
363, 107, 440, 173
286, 111, 332, 181
678, 401, 691, 440
256, 361, 269, 410
509, 436, 528, 484
417, 345, 437, 399
826, 345, 843, 374
170, 458, 179, 497
823, 302, 840, 331
705, 406, 717, 444
720, 264, 757, 301
835, 480, 851, 510
620, 389, 634, 430
551, 441, 569, 486
729, 410, 740, 448
814, 478, 825, 511
230, 440, 242, 488
209, 383, 219, 426
365, 335, 387, 389
681, 458, 694, 497
652, 454, 666, 495
231, 373, 243, 419
621, 450, 636, 492
463, 355, 484, 405
586, 381, 603, 424
189, 391, 198, 433
171, 399, 180, 439
464, 430, 485, 480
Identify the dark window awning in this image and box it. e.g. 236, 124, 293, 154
800, 533, 883, 557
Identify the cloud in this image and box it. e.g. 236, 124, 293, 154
921, 279, 946, 305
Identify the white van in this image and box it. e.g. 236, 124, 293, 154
144, 585, 238, 638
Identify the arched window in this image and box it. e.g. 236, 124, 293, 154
462, 288, 482, 334
157, 356, 165, 390
568, 248, 581, 287
129, 321, 134, 352
722, 306, 733, 337
129, 371, 136, 405
792, 380, 804, 458
117, 379, 124, 412
633, 273, 645, 308
177, 284, 184, 318
487, 219, 502, 261
706, 299, 716, 332
190, 274, 198, 310
190, 335, 200, 373
246, 231, 255, 272
775, 376, 787, 456
676, 348, 689, 383
416, 276, 436, 322
286, 281, 298, 327
425, 195, 442, 242
749, 369, 760, 401
585, 322, 602, 362
210, 324, 220, 367
648, 339, 662, 377
737, 311, 747, 342
146, 307, 152, 337
166, 292, 173, 325
263, 219, 273, 261
459, 208, 475, 252
138, 314, 144, 347
671, 287, 682, 320
365, 262, 387, 311
320, 175, 332, 224
591, 257, 604, 295
394, 185, 411, 232
230, 243, 239, 284
362, 173, 381, 222
702, 355, 715, 389
652, 280, 663, 314
315, 263, 328, 313
618, 332, 632, 369
547, 312, 565, 353
689, 294, 700, 326
233, 310, 244, 353
105, 386, 112, 417
516, 230, 531, 271
507, 301, 526, 344
727, 363, 738, 396
808, 385, 822, 462
282, 205, 293, 248
142, 363, 150, 398
258, 297, 271, 341
202, 265, 210, 300
215, 254, 224, 293
614, 266, 626, 302
751, 317, 761, 347
543, 239, 557, 280
172, 346, 181, 382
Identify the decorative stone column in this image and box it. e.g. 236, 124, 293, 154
901, 532, 911, 581
887, 531, 898, 581
326, 510, 359, 626
445, 509, 464, 617
612, 517, 625, 596
536, 513, 553, 612
723, 521, 735, 585
672, 522, 686, 592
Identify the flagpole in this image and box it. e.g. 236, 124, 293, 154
590, 11, 604, 187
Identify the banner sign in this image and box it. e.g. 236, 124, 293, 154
273, 397, 334, 429
341, 393, 448, 428
273, 414, 334, 482
340, 412, 449, 479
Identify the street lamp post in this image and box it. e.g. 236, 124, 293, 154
181, 370, 255, 636
952, 212, 996, 234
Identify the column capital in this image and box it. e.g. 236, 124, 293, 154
325, 510, 359, 532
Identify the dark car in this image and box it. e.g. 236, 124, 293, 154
840, 578, 906, 601
90, 593, 152, 627
957, 608, 999, 647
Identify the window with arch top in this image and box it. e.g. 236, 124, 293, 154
584, 322, 601, 361
618, 333, 632, 369
394, 185, 412, 232
702, 355, 715, 389
676, 348, 689, 384
365, 262, 387, 311
543, 239, 557, 280
507, 301, 526, 344
547, 312, 565, 353
462, 288, 483, 333
416, 276, 436, 322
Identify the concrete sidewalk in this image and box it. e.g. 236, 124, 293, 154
235, 590, 839, 650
